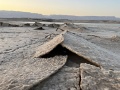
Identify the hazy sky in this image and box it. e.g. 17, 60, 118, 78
0, 0, 120, 17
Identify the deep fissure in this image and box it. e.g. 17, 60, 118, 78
41, 44, 97, 67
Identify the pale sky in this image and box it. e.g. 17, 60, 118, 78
0, 0, 120, 17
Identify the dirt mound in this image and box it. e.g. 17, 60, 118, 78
34, 27, 45, 30
48, 23, 60, 28
32, 22, 43, 27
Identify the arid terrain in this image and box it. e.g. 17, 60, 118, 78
0, 19, 120, 90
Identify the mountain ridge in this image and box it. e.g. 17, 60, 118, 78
0, 10, 120, 20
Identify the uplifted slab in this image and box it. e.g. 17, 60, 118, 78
62, 31, 120, 70
34, 34, 64, 58
0, 56, 67, 90
80, 63, 120, 90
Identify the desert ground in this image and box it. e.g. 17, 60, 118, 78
0, 19, 120, 90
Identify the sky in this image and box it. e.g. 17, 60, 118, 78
0, 0, 120, 17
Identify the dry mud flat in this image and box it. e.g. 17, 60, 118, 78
0, 22, 120, 90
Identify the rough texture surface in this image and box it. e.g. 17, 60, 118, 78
32, 66, 80, 90
62, 31, 120, 70
0, 56, 67, 90
80, 63, 120, 90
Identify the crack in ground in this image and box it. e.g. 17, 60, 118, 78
0, 39, 45, 55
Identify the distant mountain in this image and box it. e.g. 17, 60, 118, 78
0, 11, 45, 18
48, 15, 120, 20
0, 10, 120, 20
